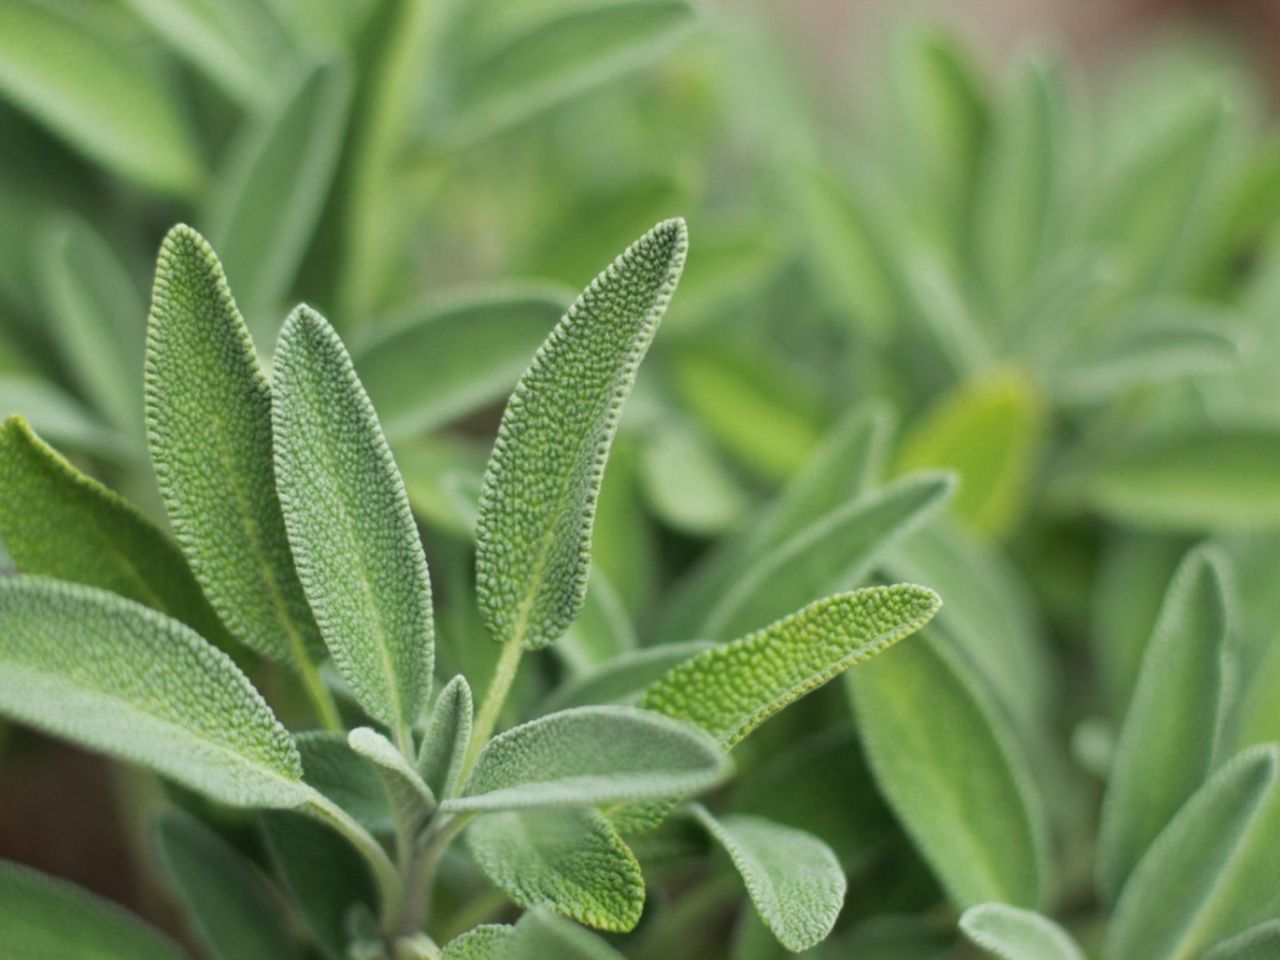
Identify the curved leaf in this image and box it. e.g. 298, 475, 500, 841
443, 925, 515, 960
960, 904, 1084, 960
348, 727, 436, 838
508, 908, 626, 960
296, 732, 391, 833
419, 675, 474, 799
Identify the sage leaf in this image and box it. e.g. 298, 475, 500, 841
442, 925, 515, 960
1202, 921, 1280, 960
443, 705, 730, 813
647, 586, 941, 749
539, 642, 715, 715
557, 568, 638, 673
0, 577, 308, 808
638, 418, 751, 536
419, 675, 473, 799
467, 807, 645, 931
850, 633, 1050, 908
0, 375, 139, 464
273, 304, 434, 732
476, 218, 687, 650
0, 858, 183, 960
156, 812, 299, 960
1105, 745, 1280, 960
507, 908, 626, 960
146, 225, 322, 668
692, 805, 845, 952
296, 732, 392, 833
1097, 545, 1233, 902
0, 417, 227, 644
348, 727, 436, 836
960, 904, 1085, 960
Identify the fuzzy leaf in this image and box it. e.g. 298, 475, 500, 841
0, 577, 308, 808
1202, 922, 1280, 960
467, 807, 645, 931
273, 305, 434, 731
156, 812, 299, 960
960, 904, 1084, 960
850, 633, 1050, 908
508, 908, 627, 960
0, 0, 201, 193
355, 285, 573, 440
348, 727, 436, 836
692, 805, 845, 952
647, 586, 941, 749
1105, 746, 1280, 960
419, 675, 474, 799
0, 417, 226, 643
475, 218, 687, 650
540, 642, 715, 715
146, 224, 321, 667
296, 732, 392, 833
0, 859, 183, 959
1097, 546, 1233, 901
442, 926, 515, 960
443, 705, 729, 813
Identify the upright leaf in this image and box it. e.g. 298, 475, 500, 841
419, 675, 474, 799
0, 577, 308, 808
959, 904, 1085, 960
146, 225, 322, 668
273, 305, 434, 733
0, 859, 182, 960
1097, 546, 1233, 901
1203, 922, 1280, 960
476, 218, 687, 650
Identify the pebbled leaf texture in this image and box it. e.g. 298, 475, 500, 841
419, 675, 474, 799
467, 807, 645, 931
0, 416, 227, 643
960, 904, 1085, 960
0, 858, 183, 960
475, 218, 687, 650
692, 805, 845, 952
273, 304, 434, 731
646, 586, 941, 749
146, 224, 322, 668
444, 705, 730, 813
0, 577, 307, 808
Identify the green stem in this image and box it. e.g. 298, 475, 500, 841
459, 636, 523, 784
396, 812, 472, 937
306, 791, 402, 927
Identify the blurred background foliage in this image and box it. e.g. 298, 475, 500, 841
4, 0, 1280, 957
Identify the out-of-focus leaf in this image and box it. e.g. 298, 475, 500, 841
507, 908, 626, 960
0, 375, 140, 464
1202, 921, 1280, 960
960, 903, 1084, 960
393, 435, 486, 538
295, 732, 392, 833
850, 633, 1050, 908
540, 641, 714, 715
0, 0, 201, 194
557, 569, 637, 674
639, 417, 751, 536
419, 675, 473, 799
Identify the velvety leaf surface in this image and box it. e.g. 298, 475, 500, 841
467, 807, 645, 931
146, 224, 322, 667
296, 732, 392, 833
692, 805, 845, 951
442, 925, 515, 960
347, 726, 435, 835
0, 577, 308, 808
419, 675, 473, 799
0, 859, 183, 960
273, 305, 433, 732
444, 705, 729, 813
475, 218, 687, 650
960, 904, 1084, 960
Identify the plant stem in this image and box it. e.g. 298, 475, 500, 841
396, 812, 472, 937
459, 635, 523, 782
306, 791, 402, 927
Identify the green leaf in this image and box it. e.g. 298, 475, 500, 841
849, 632, 1050, 908
1105, 746, 1280, 960
895, 370, 1044, 537
156, 812, 299, 960
442, 925, 515, 960
146, 225, 322, 668
692, 805, 845, 952
443, 705, 730, 813
272, 304, 434, 733
0, 858, 183, 960
540, 642, 715, 715
476, 218, 687, 650
206, 59, 352, 350
467, 807, 644, 932
0, 417, 227, 643
1202, 922, 1280, 960
557, 568, 638, 673
1097, 546, 1233, 901
0, 374, 141, 464
0, 0, 201, 193
348, 726, 436, 836
648, 586, 941, 749
697, 474, 952, 641
419, 675, 473, 799
355, 285, 573, 441
959, 904, 1084, 960
507, 908, 627, 960
0, 577, 308, 808
638, 417, 751, 536
296, 732, 392, 833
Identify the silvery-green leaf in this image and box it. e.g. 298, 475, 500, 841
0, 577, 308, 808
156, 812, 299, 960
507, 908, 626, 960
419, 675, 473, 799
206, 60, 351, 351
698, 474, 952, 641
355, 285, 573, 441
442, 925, 515, 960
1097, 545, 1233, 901
0, 417, 227, 644
296, 732, 392, 833
959, 904, 1084, 960
1202, 921, 1280, 960
476, 218, 686, 650
0, 859, 182, 959
146, 225, 322, 668
348, 727, 435, 838
467, 807, 644, 932
692, 805, 845, 952
443, 705, 729, 813
850, 633, 1050, 908
648, 586, 941, 749
272, 305, 433, 733
539, 642, 715, 715
1105, 746, 1280, 960
0, 1, 201, 193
